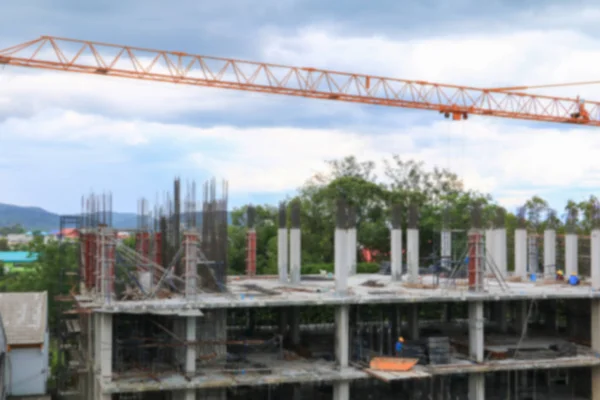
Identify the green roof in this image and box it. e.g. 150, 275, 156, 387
0, 251, 39, 263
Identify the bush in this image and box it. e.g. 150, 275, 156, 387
301, 262, 379, 274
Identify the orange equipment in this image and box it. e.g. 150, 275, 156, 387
370, 357, 418, 372
1, 35, 599, 126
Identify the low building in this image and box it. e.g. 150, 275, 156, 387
0, 292, 49, 398
4, 235, 31, 248
0, 252, 39, 274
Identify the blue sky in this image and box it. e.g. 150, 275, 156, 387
1, 0, 600, 215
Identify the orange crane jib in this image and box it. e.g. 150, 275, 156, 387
1, 35, 598, 126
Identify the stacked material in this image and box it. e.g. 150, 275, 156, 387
555, 342, 578, 357
427, 337, 451, 365
403, 343, 427, 365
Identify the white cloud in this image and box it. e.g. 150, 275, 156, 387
4, 109, 600, 213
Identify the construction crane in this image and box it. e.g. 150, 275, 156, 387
1, 35, 598, 126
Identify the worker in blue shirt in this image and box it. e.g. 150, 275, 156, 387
395, 336, 405, 356
568, 274, 580, 286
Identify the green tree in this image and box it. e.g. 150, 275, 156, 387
0, 237, 8, 251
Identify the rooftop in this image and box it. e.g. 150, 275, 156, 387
0, 291, 48, 345
0, 251, 39, 263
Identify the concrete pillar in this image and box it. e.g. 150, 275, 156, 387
289, 228, 301, 284
408, 304, 419, 340
278, 203, 288, 283
493, 227, 507, 278
528, 235, 539, 275
485, 229, 494, 269
290, 201, 301, 284
591, 300, 600, 399
391, 204, 403, 281
565, 233, 578, 277
592, 230, 600, 289
515, 229, 527, 279
335, 227, 348, 294
347, 206, 357, 276
348, 227, 357, 275
333, 304, 350, 400
184, 317, 197, 400
544, 229, 556, 279
99, 314, 112, 380
407, 228, 419, 283
391, 228, 403, 281
441, 229, 451, 270
469, 301, 485, 400
184, 231, 198, 298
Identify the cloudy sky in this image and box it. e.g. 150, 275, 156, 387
1, 0, 600, 214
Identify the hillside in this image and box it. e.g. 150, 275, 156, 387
0, 203, 138, 231
0, 203, 231, 231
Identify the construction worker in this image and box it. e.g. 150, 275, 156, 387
556, 270, 564, 281
568, 274, 580, 286
395, 336, 405, 356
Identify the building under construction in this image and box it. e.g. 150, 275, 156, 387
56, 178, 600, 400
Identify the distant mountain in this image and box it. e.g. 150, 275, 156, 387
0, 203, 231, 231
0, 203, 137, 231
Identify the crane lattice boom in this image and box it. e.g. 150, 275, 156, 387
1, 35, 598, 126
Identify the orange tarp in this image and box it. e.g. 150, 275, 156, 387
369, 357, 418, 371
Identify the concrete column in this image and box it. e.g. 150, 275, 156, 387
408, 304, 419, 340
290, 201, 301, 284
591, 300, 600, 399
469, 301, 485, 400
99, 314, 112, 380
515, 229, 527, 279
391, 204, 403, 281
544, 229, 556, 279
441, 229, 451, 270
565, 233, 578, 277
391, 228, 403, 281
278, 203, 288, 283
185, 317, 197, 400
289, 228, 301, 284
485, 229, 494, 270
592, 229, 600, 289
348, 227, 357, 275
333, 304, 350, 400
335, 227, 348, 294
407, 228, 419, 283
493, 227, 507, 278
